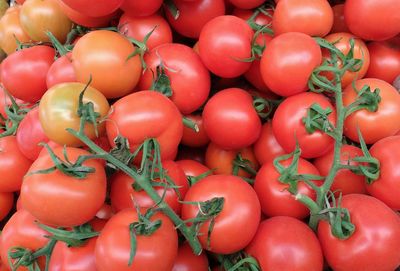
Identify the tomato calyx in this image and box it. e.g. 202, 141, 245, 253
345, 85, 382, 117
302, 103, 335, 135
126, 27, 156, 69
150, 63, 173, 97
164, 0, 179, 20
187, 169, 214, 186
232, 154, 257, 181
216, 251, 260, 271
46, 31, 71, 58
107, 135, 134, 170
246, 5, 273, 34
252, 96, 276, 119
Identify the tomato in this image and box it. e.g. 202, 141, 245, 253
49, 237, 97, 271
343, 78, 400, 144
138, 43, 210, 114
254, 158, 322, 219
96, 203, 114, 221
318, 194, 400, 271
46, 52, 77, 89
260, 32, 322, 97
0, 6, 31, 55
314, 144, 366, 196
198, 15, 253, 78
110, 160, 189, 214
272, 92, 336, 159
119, 14, 172, 51
322, 32, 370, 88
176, 159, 210, 179
365, 136, 400, 210
1, 209, 50, 270
331, 4, 349, 33
205, 143, 259, 178
1, 45, 55, 102
344, 0, 400, 41
61, 0, 123, 17
273, 0, 333, 37
0, 192, 13, 221
0, 87, 26, 122
165, 0, 225, 39
21, 147, 107, 227
39, 82, 110, 147
181, 174, 261, 254
366, 39, 400, 84
0, 136, 32, 192
172, 242, 209, 271
229, 0, 264, 9
203, 88, 262, 150
72, 30, 142, 99
246, 217, 324, 271
181, 115, 210, 148
95, 208, 178, 271
121, 0, 163, 17
20, 0, 72, 43
253, 121, 285, 165
16, 107, 49, 161
106, 91, 183, 161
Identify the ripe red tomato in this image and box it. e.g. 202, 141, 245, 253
0, 192, 13, 221
176, 159, 210, 179
61, 0, 123, 17
331, 4, 349, 33
273, 0, 333, 37
229, 0, 264, 9
260, 32, 322, 97
181, 174, 261, 254
318, 194, 400, 271
198, 15, 253, 78
21, 147, 107, 227
121, 0, 163, 17
343, 78, 400, 144
253, 121, 285, 165
46, 52, 77, 89
106, 91, 183, 161
272, 92, 336, 159
344, 0, 400, 41
246, 217, 324, 271
181, 114, 210, 148
1, 45, 55, 102
314, 144, 366, 195
203, 88, 262, 150
95, 208, 178, 271
172, 242, 209, 271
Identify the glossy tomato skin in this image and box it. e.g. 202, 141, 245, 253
331, 4, 349, 33
16, 107, 49, 161
106, 91, 183, 161
138, 43, 210, 114
272, 0, 333, 37
0, 192, 13, 221
198, 15, 253, 78
203, 88, 262, 150
165, 0, 225, 39
246, 217, 324, 271
318, 194, 400, 271
181, 174, 261, 254
21, 147, 107, 227
0, 136, 32, 192
366, 136, 400, 210
229, 0, 264, 9
46, 52, 77, 89
343, 78, 400, 144
181, 115, 210, 148
121, 0, 163, 17
1, 45, 55, 102
253, 121, 285, 165
176, 159, 210, 179
344, 0, 400, 41
95, 208, 178, 271
61, 0, 123, 17
72, 30, 142, 99
254, 158, 322, 219
172, 242, 209, 271
39, 82, 110, 147
119, 14, 173, 51
272, 92, 336, 159
260, 32, 322, 97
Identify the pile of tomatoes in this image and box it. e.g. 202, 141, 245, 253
0, 0, 400, 270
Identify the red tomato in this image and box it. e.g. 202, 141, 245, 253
260, 32, 322, 97
366, 39, 400, 84
272, 0, 333, 37
181, 174, 261, 254
314, 144, 366, 195
61, 0, 123, 17
95, 208, 178, 271
246, 217, 324, 271
16, 107, 49, 161
165, 0, 225, 39
253, 121, 285, 165
343, 78, 400, 144
176, 159, 210, 179
119, 14, 173, 51
0, 136, 32, 192
106, 91, 183, 161
1, 45, 55, 102
46, 52, 77, 89
272, 92, 336, 158
181, 114, 210, 148
344, 0, 400, 41
229, 0, 264, 9
198, 15, 253, 78
203, 88, 262, 150
0, 192, 13, 221
138, 43, 210, 114
121, 0, 163, 17
172, 242, 209, 271
331, 4, 349, 33
254, 158, 322, 219
21, 147, 107, 227
318, 194, 400, 271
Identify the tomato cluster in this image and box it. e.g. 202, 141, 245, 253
0, 0, 399, 270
